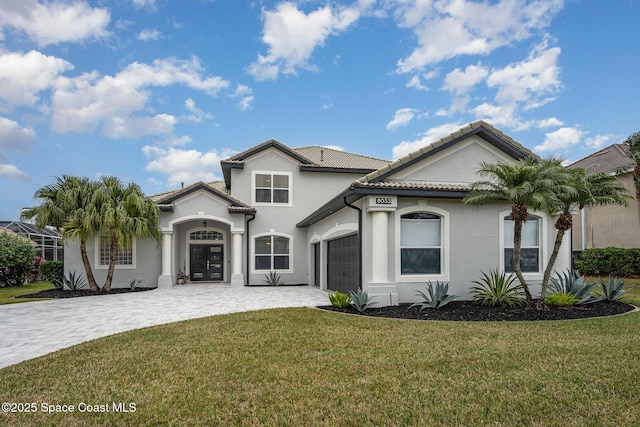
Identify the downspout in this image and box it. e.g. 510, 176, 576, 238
343, 196, 363, 289
245, 214, 256, 286
581, 208, 586, 250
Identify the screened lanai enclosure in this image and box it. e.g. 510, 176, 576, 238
0, 221, 63, 261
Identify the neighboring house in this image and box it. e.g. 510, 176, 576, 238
63, 121, 571, 305
0, 221, 63, 261
570, 144, 640, 250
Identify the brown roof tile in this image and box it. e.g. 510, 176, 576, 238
569, 144, 634, 174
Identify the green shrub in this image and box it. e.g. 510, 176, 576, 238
549, 269, 600, 305
40, 261, 64, 284
350, 289, 377, 313
598, 277, 626, 302
0, 232, 38, 287
545, 292, 579, 307
574, 248, 640, 276
410, 281, 457, 310
263, 271, 283, 286
471, 269, 525, 308
329, 291, 351, 308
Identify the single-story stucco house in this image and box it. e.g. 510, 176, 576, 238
63, 121, 571, 306
570, 143, 640, 250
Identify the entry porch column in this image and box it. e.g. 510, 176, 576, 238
230, 230, 244, 286
157, 230, 174, 289
366, 196, 398, 306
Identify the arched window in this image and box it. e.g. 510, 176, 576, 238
189, 230, 224, 241
254, 235, 291, 271
400, 212, 442, 274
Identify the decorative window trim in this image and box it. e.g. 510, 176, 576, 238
251, 171, 293, 207
251, 231, 293, 274
94, 235, 136, 270
499, 210, 546, 279
395, 205, 449, 283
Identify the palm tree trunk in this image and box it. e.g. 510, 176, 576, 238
80, 240, 99, 291
512, 218, 533, 304
539, 228, 566, 304
103, 235, 117, 292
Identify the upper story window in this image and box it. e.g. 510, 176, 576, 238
400, 212, 442, 275
253, 171, 291, 206
504, 215, 541, 273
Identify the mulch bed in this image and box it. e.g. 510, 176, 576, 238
17, 287, 156, 299
319, 300, 636, 321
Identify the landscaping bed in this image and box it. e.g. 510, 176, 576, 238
320, 300, 635, 321
17, 287, 156, 299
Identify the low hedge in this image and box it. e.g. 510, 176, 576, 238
574, 247, 640, 276
39, 260, 63, 284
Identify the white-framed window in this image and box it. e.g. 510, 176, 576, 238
252, 171, 292, 206
503, 215, 541, 274
395, 205, 449, 282
400, 213, 442, 274
95, 235, 136, 269
252, 232, 292, 273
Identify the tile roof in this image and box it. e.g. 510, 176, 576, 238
569, 144, 634, 174
293, 146, 390, 170
353, 181, 477, 192
149, 181, 228, 202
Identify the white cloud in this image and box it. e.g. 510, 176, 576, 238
0, 50, 73, 109
0, 163, 30, 181
471, 102, 532, 130
486, 43, 562, 107
137, 28, 162, 41
391, 121, 464, 159
0, 0, 110, 46
51, 57, 230, 137
248, 2, 365, 80
393, 0, 563, 73
142, 145, 236, 186
233, 85, 254, 111
537, 117, 563, 128
443, 63, 488, 95
183, 98, 213, 123
586, 134, 613, 150
0, 117, 37, 151
535, 127, 586, 152
386, 108, 418, 130
132, 0, 159, 11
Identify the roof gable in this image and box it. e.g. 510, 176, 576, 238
355, 120, 538, 186
569, 144, 633, 174
152, 181, 255, 214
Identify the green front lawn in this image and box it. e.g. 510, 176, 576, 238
0, 282, 54, 305
1, 301, 639, 426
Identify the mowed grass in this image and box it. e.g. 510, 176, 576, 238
1, 296, 639, 427
0, 282, 53, 305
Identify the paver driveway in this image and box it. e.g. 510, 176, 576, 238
0, 284, 329, 369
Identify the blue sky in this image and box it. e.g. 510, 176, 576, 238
1, 0, 639, 220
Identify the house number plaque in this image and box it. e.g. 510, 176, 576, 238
375, 197, 392, 205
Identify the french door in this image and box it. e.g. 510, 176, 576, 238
190, 244, 224, 281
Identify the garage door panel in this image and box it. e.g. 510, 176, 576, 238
327, 234, 359, 293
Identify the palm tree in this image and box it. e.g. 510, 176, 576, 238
538, 167, 631, 301
22, 175, 102, 291
93, 176, 162, 292
463, 158, 567, 304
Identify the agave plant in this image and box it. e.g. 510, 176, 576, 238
62, 270, 88, 291
329, 291, 352, 309
471, 269, 525, 308
410, 281, 457, 310
598, 277, 626, 302
549, 270, 600, 305
349, 288, 377, 313
263, 271, 283, 286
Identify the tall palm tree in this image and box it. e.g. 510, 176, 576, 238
93, 176, 162, 292
538, 167, 631, 301
463, 158, 567, 304
22, 175, 101, 291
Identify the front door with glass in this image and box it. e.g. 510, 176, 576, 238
190, 244, 224, 281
